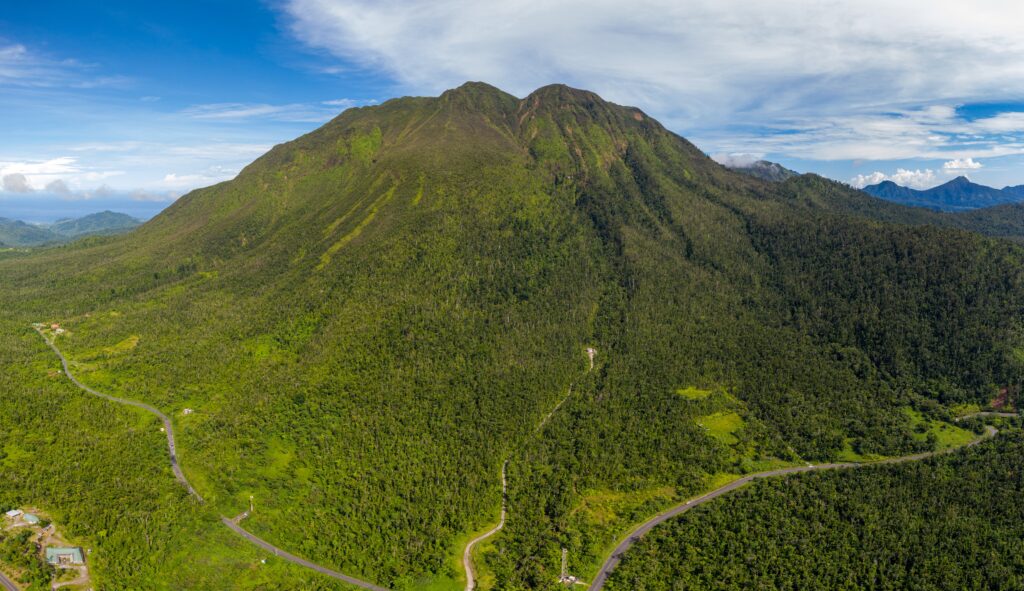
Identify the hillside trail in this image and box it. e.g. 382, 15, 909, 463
463, 348, 596, 590
587, 423, 1004, 591
35, 328, 387, 591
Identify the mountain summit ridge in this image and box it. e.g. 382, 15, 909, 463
862, 175, 1024, 211
2, 82, 1023, 589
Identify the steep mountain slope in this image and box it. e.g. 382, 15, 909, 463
779, 173, 1024, 242
0, 83, 1022, 589
862, 175, 1024, 211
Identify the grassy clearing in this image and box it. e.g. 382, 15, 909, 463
903, 407, 977, 450
951, 402, 982, 417
696, 412, 745, 445
102, 335, 139, 355
835, 439, 886, 462
574, 486, 676, 526
676, 386, 712, 400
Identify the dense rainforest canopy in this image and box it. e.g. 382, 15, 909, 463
0, 82, 1021, 590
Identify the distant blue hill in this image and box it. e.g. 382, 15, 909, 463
862, 176, 1024, 211
0, 211, 141, 247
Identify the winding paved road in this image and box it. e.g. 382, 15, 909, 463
36, 328, 388, 590
221, 517, 388, 591
463, 461, 507, 591
587, 425, 1000, 591
38, 329, 202, 501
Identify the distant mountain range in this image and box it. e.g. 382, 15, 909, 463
724, 159, 798, 182
861, 176, 1024, 212
0, 211, 141, 247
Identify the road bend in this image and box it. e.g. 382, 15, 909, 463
37, 328, 389, 590
37, 329, 202, 501
463, 461, 508, 591
587, 425, 1000, 591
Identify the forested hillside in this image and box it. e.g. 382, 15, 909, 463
0, 83, 1021, 589
606, 425, 1024, 591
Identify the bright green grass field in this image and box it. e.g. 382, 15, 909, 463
695, 412, 745, 445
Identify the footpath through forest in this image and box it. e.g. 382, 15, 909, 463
35, 328, 387, 591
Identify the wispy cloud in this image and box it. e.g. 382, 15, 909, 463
181, 98, 368, 122
0, 42, 127, 89
283, 0, 1024, 163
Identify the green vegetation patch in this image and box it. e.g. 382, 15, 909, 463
903, 407, 976, 451
696, 412, 745, 445
676, 386, 712, 400
103, 335, 139, 355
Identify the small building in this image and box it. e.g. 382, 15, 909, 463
182, 408, 194, 415
46, 547, 85, 566
4, 509, 23, 519
50, 323, 60, 330
22, 513, 40, 525
54, 328, 66, 335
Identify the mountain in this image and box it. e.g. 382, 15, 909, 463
778, 173, 1024, 243
725, 159, 798, 182
862, 175, 1024, 211
0, 217, 60, 247
0, 82, 1022, 589
0, 211, 140, 247
49, 210, 141, 238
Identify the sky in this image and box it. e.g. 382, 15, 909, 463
3, 1, 1024, 222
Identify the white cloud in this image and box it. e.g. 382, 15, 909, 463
943, 157, 983, 172
284, 1, 1024, 117
129, 189, 179, 203
850, 168, 937, 189
711, 153, 762, 168
0, 43, 123, 89
2, 173, 32, 193
161, 166, 237, 189
44, 179, 71, 196
282, 1, 1024, 163
182, 99, 366, 123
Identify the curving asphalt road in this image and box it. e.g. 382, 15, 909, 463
37, 328, 388, 590
221, 517, 388, 591
587, 425, 1000, 591
463, 461, 508, 591
955, 411, 1018, 421
38, 329, 202, 501
0, 570, 18, 591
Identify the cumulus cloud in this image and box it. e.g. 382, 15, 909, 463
44, 179, 71, 195
850, 168, 937, 189
711, 153, 763, 168
942, 157, 983, 172
2, 173, 32, 193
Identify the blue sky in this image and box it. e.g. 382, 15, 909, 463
3, 1, 1024, 222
